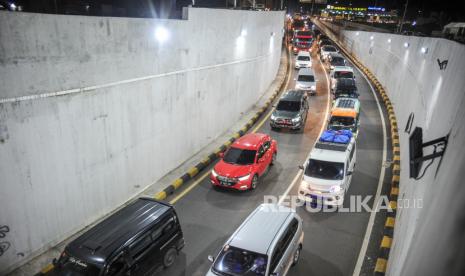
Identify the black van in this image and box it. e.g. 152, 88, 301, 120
51, 198, 184, 276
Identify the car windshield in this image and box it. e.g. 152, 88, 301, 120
331, 57, 345, 66
334, 71, 354, 78
223, 147, 256, 165
298, 75, 315, 82
212, 246, 267, 276
323, 46, 337, 52
277, 100, 300, 111
305, 159, 344, 180
56, 254, 102, 276
330, 116, 355, 126
297, 56, 310, 61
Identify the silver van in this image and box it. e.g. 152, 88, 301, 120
206, 204, 304, 276
295, 68, 317, 95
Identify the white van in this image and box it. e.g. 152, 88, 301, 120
298, 132, 356, 207
295, 51, 312, 69
206, 204, 304, 276
330, 66, 355, 91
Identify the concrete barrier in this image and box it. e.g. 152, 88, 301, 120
0, 8, 284, 273
321, 21, 465, 275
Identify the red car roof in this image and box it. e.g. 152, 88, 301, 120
232, 133, 268, 150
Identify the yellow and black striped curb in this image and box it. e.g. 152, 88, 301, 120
153, 47, 291, 201
317, 24, 400, 275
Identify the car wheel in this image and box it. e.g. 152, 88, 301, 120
250, 175, 259, 190
271, 152, 277, 165
163, 247, 178, 268
292, 246, 302, 266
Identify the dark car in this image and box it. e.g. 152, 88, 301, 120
51, 198, 184, 276
328, 53, 347, 69
333, 78, 359, 99
270, 90, 309, 131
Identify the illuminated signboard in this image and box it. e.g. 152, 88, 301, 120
326, 5, 367, 11
368, 6, 386, 12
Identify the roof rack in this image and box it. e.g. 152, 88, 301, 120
315, 141, 349, 152
336, 99, 356, 109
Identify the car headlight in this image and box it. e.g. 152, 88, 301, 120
270, 114, 277, 121
310, 85, 316, 90
296, 83, 303, 89
292, 115, 301, 123
238, 174, 251, 181
330, 185, 342, 193
330, 65, 334, 69
211, 169, 218, 177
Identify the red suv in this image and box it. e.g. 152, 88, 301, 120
210, 133, 278, 190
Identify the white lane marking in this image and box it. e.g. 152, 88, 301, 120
278, 170, 303, 204
352, 62, 388, 276
0, 53, 274, 104
278, 51, 331, 205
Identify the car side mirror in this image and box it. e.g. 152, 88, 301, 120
294, 78, 297, 81
52, 258, 58, 266
218, 152, 224, 158
208, 255, 215, 262
298, 165, 304, 170
347, 170, 353, 176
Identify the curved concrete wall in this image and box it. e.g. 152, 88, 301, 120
330, 27, 465, 275
0, 8, 284, 273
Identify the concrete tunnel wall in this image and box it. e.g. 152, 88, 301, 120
0, 8, 284, 273
334, 30, 465, 275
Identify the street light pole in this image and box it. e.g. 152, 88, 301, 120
398, 0, 409, 33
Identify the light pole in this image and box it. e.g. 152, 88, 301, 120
398, 0, 409, 33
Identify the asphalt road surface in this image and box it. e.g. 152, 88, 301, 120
159, 44, 386, 276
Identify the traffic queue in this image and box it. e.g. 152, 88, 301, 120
48, 23, 362, 276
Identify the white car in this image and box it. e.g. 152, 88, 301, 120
330, 66, 355, 91
295, 51, 312, 69
320, 45, 338, 61
298, 131, 356, 207
295, 68, 317, 95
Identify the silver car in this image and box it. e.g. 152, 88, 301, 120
295, 68, 317, 95
206, 204, 304, 276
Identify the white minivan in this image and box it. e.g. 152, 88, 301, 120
206, 204, 304, 276
298, 131, 356, 207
